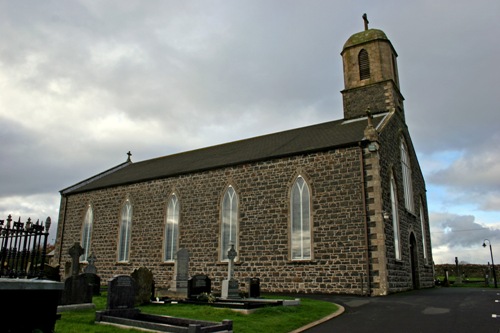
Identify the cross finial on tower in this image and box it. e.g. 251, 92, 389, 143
126, 151, 132, 162
362, 13, 369, 31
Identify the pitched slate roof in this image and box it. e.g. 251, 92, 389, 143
63, 113, 388, 194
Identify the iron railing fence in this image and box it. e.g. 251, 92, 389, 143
0, 215, 51, 279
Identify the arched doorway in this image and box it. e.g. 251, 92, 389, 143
409, 233, 419, 289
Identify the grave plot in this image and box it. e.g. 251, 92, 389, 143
95, 274, 233, 333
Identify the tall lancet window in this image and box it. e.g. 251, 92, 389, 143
81, 204, 93, 262
401, 139, 415, 212
390, 173, 402, 260
291, 176, 312, 260
118, 199, 133, 262
164, 194, 179, 262
221, 186, 238, 261
420, 198, 428, 264
359, 49, 370, 80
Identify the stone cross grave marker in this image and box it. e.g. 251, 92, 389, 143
222, 244, 240, 299
68, 242, 84, 277
84, 253, 97, 274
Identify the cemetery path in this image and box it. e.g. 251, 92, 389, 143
298, 287, 500, 333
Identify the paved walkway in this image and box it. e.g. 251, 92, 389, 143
298, 287, 500, 333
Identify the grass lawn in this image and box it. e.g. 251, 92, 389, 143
436, 276, 491, 288
55, 293, 338, 333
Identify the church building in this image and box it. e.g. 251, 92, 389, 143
53, 20, 434, 296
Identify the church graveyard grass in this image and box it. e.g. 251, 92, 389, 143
55, 291, 339, 333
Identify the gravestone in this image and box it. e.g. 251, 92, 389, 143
107, 275, 136, 310
82, 272, 101, 296
247, 277, 260, 298
187, 275, 211, 299
82, 253, 100, 295
221, 244, 240, 299
131, 267, 154, 305
60, 242, 93, 305
69, 242, 84, 277
84, 253, 97, 274
170, 248, 189, 297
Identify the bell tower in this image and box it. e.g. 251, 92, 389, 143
341, 15, 404, 120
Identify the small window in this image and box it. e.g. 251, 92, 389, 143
164, 194, 179, 262
221, 186, 238, 261
118, 199, 132, 262
359, 49, 370, 80
401, 139, 415, 212
291, 176, 312, 260
390, 174, 401, 260
81, 204, 93, 262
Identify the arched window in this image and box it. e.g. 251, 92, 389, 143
390, 173, 401, 260
359, 49, 370, 80
221, 186, 238, 261
81, 204, 93, 262
118, 199, 132, 262
420, 198, 428, 264
164, 194, 179, 262
291, 176, 312, 260
401, 139, 415, 212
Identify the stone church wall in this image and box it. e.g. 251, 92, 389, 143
55, 146, 370, 295
377, 113, 434, 293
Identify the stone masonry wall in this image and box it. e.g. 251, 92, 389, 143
377, 112, 434, 293
54, 146, 369, 295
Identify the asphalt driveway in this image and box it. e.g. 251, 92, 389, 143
301, 287, 500, 333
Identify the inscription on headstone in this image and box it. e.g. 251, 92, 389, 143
107, 275, 136, 310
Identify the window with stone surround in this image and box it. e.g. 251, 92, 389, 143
420, 198, 428, 264
164, 194, 179, 262
290, 176, 312, 260
118, 198, 133, 262
220, 185, 238, 261
401, 138, 415, 213
390, 173, 402, 260
359, 49, 370, 80
80, 204, 93, 262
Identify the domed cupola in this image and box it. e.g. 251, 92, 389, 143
341, 14, 404, 120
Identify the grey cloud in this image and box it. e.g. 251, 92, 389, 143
431, 213, 500, 248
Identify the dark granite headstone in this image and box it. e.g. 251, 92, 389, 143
187, 274, 211, 299
107, 275, 136, 310
60, 274, 93, 305
131, 267, 154, 305
247, 277, 260, 298
81, 272, 101, 296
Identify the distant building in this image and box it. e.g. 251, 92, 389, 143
54, 20, 433, 296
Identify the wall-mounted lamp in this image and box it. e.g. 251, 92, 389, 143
383, 211, 390, 220
368, 143, 379, 152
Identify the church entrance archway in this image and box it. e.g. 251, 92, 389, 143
409, 233, 419, 289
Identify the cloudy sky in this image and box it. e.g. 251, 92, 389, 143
1, 1, 499, 265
